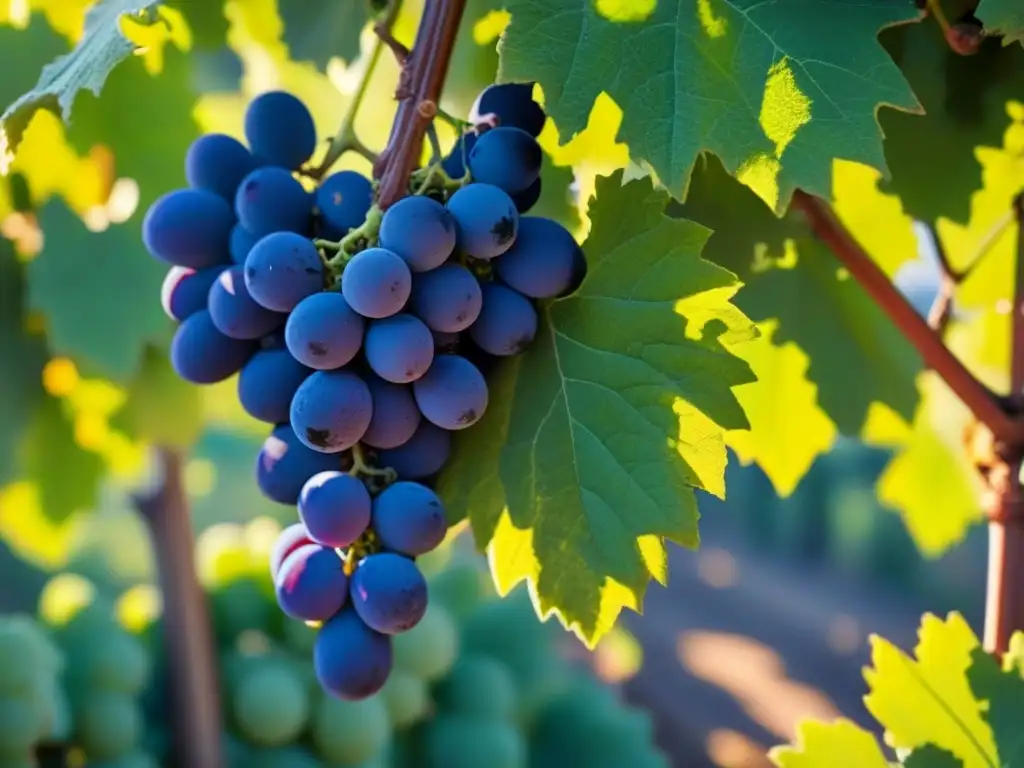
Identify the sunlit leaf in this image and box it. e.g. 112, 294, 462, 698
769, 719, 890, 768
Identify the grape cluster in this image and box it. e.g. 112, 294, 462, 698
146, 82, 586, 702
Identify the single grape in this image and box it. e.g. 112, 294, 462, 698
468, 127, 542, 195
410, 264, 482, 334
316, 171, 373, 239
298, 471, 372, 548
446, 184, 518, 260
270, 523, 313, 579
469, 283, 538, 356
350, 553, 428, 635
340, 247, 412, 319
380, 671, 429, 729
371, 481, 447, 556
362, 377, 421, 450
143, 188, 234, 269
75, 692, 141, 760
244, 90, 317, 170
290, 370, 373, 453
433, 655, 518, 721
413, 355, 488, 430
314, 609, 393, 700
275, 544, 348, 621
208, 265, 285, 340
511, 176, 541, 213
311, 694, 390, 764
422, 715, 525, 768
235, 167, 313, 237
564, 243, 588, 296
376, 422, 451, 480
392, 602, 458, 681
237, 346, 311, 423
470, 82, 546, 137
232, 661, 310, 747
185, 133, 259, 201
160, 266, 222, 322
379, 195, 457, 272
244, 231, 324, 312
230, 224, 259, 264
441, 133, 478, 179
256, 424, 343, 505
363, 313, 434, 384
285, 291, 364, 369
170, 310, 256, 384
494, 216, 580, 298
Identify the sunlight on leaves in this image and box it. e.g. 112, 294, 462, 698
769, 719, 889, 768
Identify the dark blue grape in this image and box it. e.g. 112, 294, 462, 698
441, 133, 478, 179
143, 189, 234, 269
314, 609, 393, 700
299, 471, 372, 549
235, 167, 313, 237
371, 482, 447, 556
230, 224, 259, 264
362, 378, 421, 450
410, 264, 482, 333
378, 195, 456, 273
470, 83, 546, 137
285, 291, 364, 370
468, 127, 542, 195
270, 522, 313, 579
185, 133, 259, 201
275, 544, 348, 622
350, 553, 427, 635
364, 314, 434, 384
161, 266, 222, 322
494, 216, 579, 299
469, 283, 538, 356
446, 184, 518, 260
208, 265, 285, 340
376, 422, 451, 480
245, 90, 317, 171
315, 171, 373, 239
237, 346, 311, 423
340, 247, 411, 319
256, 424, 342, 505
170, 310, 256, 384
244, 232, 324, 312
290, 370, 373, 453
511, 177, 541, 213
412, 355, 488, 430
564, 244, 588, 296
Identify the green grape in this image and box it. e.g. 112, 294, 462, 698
78, 628, 149, 695
247, 746, 323, 768
0, 696, 41, 758
0, 615, 61, 695
427, 559, 487, 620
392, 603, 458, 681
210, 579, 274, 643
380, 671, 430, 729
85, 751, 160, 768
74, 691, 141, 760
421, 715, 525, 768
433, 655, 516, 721
232, 660, 310, 747
311, 693, 389, 765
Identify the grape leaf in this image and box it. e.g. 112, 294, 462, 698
902, 745, 965, 768
768, 719, 890, 768
278, 0, 367, 69
0, 0, 167, 167
499, 0, 921, 212
966, 647, 1024, 764
864, 612, 998, 767
1005, 632, 1024, 678
163, 0, 228, 49
29, 202, 170, 381
112, 346, 202, 448
977, 0, 1024, 44
443, 171, 756, 646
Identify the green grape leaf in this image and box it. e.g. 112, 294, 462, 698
278, 0, 368, 69
977, 0, 1024, 44
0, 0, 167, 167
499, 0, 921, 212
1004, 632, 1024, 678
442, 171, 756, 646
768, 719, 890, 768
112, 346, 202, 448
966, 647, 1024, 764
164, 0, 228, 49
902, 745, 965, 768
29, 202, 170, 382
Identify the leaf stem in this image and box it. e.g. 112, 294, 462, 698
926, 0, 952, 33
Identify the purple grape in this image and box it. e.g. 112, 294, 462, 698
511, 177, 541, 213
376, 422, 451, 480
371, 482, 447, 556
446, 184, 518, 260
314, 609, 393, 700
298, 471, 372, 548
235, 167, 313, 237
469, 283, 537, 356
410, 264, 482, 333
143, 188, 234, 269
170, 310, 256, 384
275, 544, 348, 621
161, 266, 222, 322
245, 90, 317, 171
349, 553, 428, 634
185, 133, 259, 201
270, 523, 313, 579
442, 133, 477, 179
256, 424, 342, 505
378, 195, 456, 272
362, 378, 421, 450
230, 224, 259, 264
315, 171, 373, 239
237, 346, 311, 423
364, 314, 434, 384
208, 265, 285, 339
564, 246, 588, 297
470, 83, 546, 137
494, 217, 579, 298
285, 291, 364, 370
290, 370, 373, 453
340, 247, 411, 319
244, 232, 324, 312
413, 355, 488, 431
468, 127, 542, 195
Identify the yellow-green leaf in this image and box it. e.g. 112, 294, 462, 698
768, 719, 890, 768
